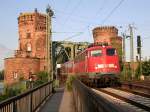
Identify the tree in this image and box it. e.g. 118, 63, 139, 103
135, 63, 141, 79
36, 71, 48, 81
0, 70, 4, 80
135, 59, 150, 77
33, 71, 49, 87
142, 59, 150, 76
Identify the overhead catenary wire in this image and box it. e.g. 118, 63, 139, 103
142, 37, 150, 39
61, 32, 83, 41
93, 0, 108, 20
53, 0, 107, 28
52, 0, 107, 41
52, 0, 125, 42
62, 0, 82, 27
77, 0, 109, 38
52, 0, 85, 34
81, 0, 125, 39
52, 31, 83, 34
84, 0, 107, 26
101, 0, 125, 24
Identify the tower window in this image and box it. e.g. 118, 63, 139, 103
44, 66, 46, 70
13, 72, 18, 79
27, 43, 32, 51
26, 33, 31, 38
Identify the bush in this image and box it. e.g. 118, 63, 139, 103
142, 60, 150, 76
36, 71, 48, 82
4, 81, 27, 97
0, 70, 4, 80
33, 71, 49, 87
135, 59, 150, 78
33, 80, 45, 87
0, 94, 9, 101
66, 75, 76, 91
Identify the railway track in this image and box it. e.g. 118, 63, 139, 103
115, 87, 150, 98
93, 88, 150, 112
123, 80, 150, 87
121, 82, 150, 94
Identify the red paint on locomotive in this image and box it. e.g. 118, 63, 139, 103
60, 44, 120, 83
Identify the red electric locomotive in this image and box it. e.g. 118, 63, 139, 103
61, 43, 121, 87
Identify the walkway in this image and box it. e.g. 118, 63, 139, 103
39, 87, 76, 112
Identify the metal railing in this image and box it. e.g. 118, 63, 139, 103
0, 81, 53, 112
72, 79, 123, 112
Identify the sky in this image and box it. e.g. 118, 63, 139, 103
0, 0, 150, 61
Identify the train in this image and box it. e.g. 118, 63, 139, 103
60, 43, 121, 87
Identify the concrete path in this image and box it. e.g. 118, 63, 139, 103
39, 88, 75, 112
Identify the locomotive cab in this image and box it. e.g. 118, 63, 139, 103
88, 46, 120, 76
87, 45, 120, 86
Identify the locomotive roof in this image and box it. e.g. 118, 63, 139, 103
62, 45, 115, 65
77, 45, 114, 55
87, 45, 114, 50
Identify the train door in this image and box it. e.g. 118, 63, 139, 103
85, 51, 88, 73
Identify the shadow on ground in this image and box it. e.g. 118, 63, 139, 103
39, 88, 64, 112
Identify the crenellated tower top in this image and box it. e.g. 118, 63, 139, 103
92, 26, 118, 43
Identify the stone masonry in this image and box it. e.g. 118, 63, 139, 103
4, 10, 50, 84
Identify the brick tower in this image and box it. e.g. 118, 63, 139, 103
4, 9, 53, 84
16, 10, 47, 59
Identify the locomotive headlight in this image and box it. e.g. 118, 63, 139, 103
108, 64, 117, 68
108, 64, 115, 68
97, 64, 104, 68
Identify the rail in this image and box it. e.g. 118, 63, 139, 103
72, 79, 123, 112
122, 82, 150, 94
0, 81, 53, 112
98, 88, 150, 111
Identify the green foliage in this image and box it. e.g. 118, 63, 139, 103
1, 81, 27, 101
135, 63, 141, 79
0, 94, 8, 101
135, 60, 150, 78
5, 87, 21, 97
142, 59, 150, 76
110, 37, 122, 58
66, 75, 76, 91
120, 64, 132, 81
19, 74, 24, 81
0, 70, 4, 80
54, 79, 59, 88
34, 71, 49, 87
36, 71, 48, 81
33, 80, 45, 87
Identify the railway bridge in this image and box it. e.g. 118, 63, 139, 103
0, 78, 150, 112
2, 6, 150, 112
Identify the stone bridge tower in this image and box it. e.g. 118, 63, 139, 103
17, 9, 47, 59
4, 9, 53, 84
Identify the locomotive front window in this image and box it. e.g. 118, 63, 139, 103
106, 48, 115, 56
91, 50, 102, 57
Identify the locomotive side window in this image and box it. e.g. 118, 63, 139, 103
91, 50, 102, 57
106, 48, 115, 56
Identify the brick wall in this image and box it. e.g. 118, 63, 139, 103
4, 57, 40, 84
